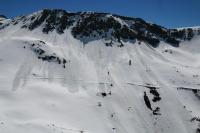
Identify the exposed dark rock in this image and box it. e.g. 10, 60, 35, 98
191, 117, 200, 122
101, 92, 107, 97
146, 24, 168, 39
22, 9, 75, 34
153, 107, 161, 115
118, 42, 124, 47
29, 41, 67, 68
98, 102, 102, 107
170, 29, 186, 39
2, 9, 199, 48
146, 86, 161, 102
105, 40, 113, 47
164, 49, 173, 54
197, 128, 200, 133
143, 91, 152, 110
170, 28, 195, 41
139, 36, 160, 48
129, 60, 131, 66
28, 9, 50, 30
165, 37, 180, 47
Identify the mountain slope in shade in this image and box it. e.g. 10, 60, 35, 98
0, 9, 200, 133
0, 15, 7, 20
0, 15, 8, 25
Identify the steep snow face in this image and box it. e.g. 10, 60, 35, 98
0, 10, 200, 133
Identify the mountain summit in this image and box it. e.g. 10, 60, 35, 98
0, 14, 8, 24
0, 14, 7, 19
0, 9, 200, 133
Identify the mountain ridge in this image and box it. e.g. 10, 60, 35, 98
1, 9, 200, 48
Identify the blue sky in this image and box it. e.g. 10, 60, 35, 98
0, 0, 199, 28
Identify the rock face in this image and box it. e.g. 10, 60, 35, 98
2, 9, 200, 48
22, 9, 75, 34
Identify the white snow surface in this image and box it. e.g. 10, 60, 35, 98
0, 25, 200, 133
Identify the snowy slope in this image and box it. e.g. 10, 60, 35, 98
0, 10, 200, 133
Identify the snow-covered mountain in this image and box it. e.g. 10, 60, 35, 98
0, 15, 8, 25
0, 9, 200, 133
